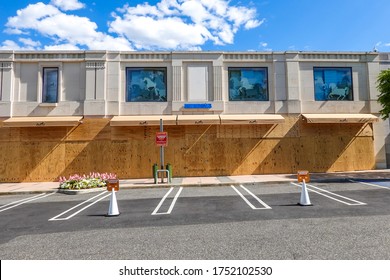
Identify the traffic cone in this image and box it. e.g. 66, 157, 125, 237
298, 179, 313, 206
107, 188, 120, 216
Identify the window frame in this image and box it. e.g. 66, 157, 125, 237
228, 67, 269, 101
42, 67, 59, 103
313, 67, 353, 101
125, 67, 168, 102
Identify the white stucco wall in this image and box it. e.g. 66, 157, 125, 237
0, 50, 389, 167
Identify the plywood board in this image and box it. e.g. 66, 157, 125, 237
0, 116, 377, 182
65, 118, 110, 141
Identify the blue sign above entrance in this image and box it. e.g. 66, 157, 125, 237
183, 103, 212, 109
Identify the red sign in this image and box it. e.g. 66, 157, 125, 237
156, 132, 168, 147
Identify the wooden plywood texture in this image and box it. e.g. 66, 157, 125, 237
0, 116, 376, 182
0, 142, 21, 182
65, 118, 110, 141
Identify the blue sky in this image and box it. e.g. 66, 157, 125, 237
0, 0, 389, 51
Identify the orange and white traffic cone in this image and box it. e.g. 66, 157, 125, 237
107, 188, 120, 216
298, 179, 312, 206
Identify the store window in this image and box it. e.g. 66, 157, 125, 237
42, 67, 58, 103
126, 68, 167, 102
228, 67, 268, 101
314, 67, 353, 101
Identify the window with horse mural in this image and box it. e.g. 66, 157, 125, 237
126, 68, 167, 102
228, 67, 268, 101
314, 67, 353, 101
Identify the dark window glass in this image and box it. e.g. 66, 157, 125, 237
228, 67, 268, 101
43, 68, 58, 103
314, 67, 353, 101
126, 68, 167, 102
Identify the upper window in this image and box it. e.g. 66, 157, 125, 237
314, 67, 353, 101
126, 68, 167, 102
229, 67, 268, 101
42, 67, 59, 103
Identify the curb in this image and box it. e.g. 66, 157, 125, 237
0, 190, 59, 196
1, 172, 389, 195
57, 187, 106, 195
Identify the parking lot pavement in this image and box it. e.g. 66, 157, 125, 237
1, 181, 390, 259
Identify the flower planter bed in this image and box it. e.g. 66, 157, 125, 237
59, 172, 117, 190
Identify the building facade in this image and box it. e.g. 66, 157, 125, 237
0, 51, 389, 182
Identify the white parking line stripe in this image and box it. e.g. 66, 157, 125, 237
51, 193, 112, 221
0, 193, 54, 213
49, 191, 108, 221
291, 182, 366, 206
231, 185, 271, 210
306, 183, 366, 205
239, 185, 272, 209
231, 185, 256, 209
350, 179, 390, 190
0, 193, 48, 210
152, 187, 174, 215
152, 187, 183, 215
167, 187, 183, 214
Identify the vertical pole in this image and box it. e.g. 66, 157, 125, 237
160, 118, 164, 183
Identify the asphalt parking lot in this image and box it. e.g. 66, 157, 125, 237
1, 180, 390, 259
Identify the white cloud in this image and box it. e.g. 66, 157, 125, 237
200, 0, 228, 15
4, 2, 133, 51
19, 38, 41, 48
50, 0, 85, 11
5, 3, 60, 34
2, 0, 263, 51
110, 14, 211, 49
44, 43, 80, 50
109, 0, 263, 50
157, 0, 181, 16
245, 19, 264, 30
375, 41, 390, 50
0, 38, 43, 50
0, 40, 23, 50
259, 41, 272, 51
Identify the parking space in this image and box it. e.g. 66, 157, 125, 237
49, 191, 111, 221
152, 187, 183, 215
291, 182, 366, 206
0, 192, 55, 213
0, 180, 390, 236
231, 184, 272, 210
350, 179, 390, 190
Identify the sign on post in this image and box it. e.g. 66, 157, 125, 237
156, 132, 168, 147
106, 179, 119, 192
297, 170, 310, 183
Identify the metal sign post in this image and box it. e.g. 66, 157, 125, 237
154, 119, 171, 184
160, 119, 164, 182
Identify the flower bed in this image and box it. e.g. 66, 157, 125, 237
59, 172, 117, 190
